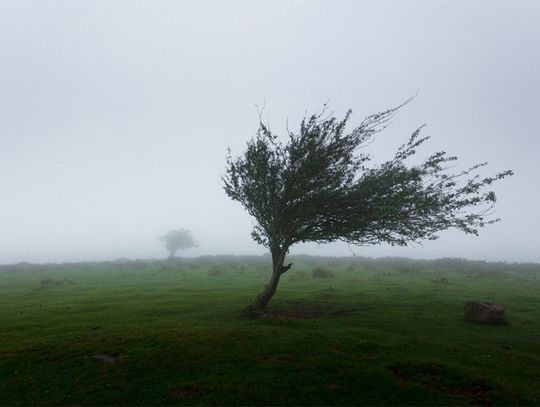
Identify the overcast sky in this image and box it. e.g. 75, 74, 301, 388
0, 0, 538, 264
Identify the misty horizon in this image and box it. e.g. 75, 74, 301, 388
1, 0, 539, 264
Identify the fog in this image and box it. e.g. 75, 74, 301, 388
1, 0, 538, 264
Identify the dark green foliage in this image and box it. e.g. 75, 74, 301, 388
223, 103, 512, 251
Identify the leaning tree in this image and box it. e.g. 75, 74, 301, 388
223, 102, 512, 315
159, 228, 197, 258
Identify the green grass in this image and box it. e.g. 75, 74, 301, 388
1, 256, 539, 405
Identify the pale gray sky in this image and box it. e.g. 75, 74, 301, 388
0, 0, 538, 264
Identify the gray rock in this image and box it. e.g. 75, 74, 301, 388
464, 301, 508, 325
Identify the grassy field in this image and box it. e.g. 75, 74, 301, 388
1, 255, 539, 405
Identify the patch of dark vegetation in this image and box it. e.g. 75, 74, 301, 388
312, 267, 336, 279
267, 300, 360, 320
39, 277, 74, 288
268, 300, 326, 319
387, 361, 495, 405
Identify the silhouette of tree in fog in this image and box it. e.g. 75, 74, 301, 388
159, 229, 197, 258
223, 101, 513, 315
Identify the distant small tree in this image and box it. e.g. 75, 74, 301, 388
223, 102, 513, 315
159, 229, 197, 258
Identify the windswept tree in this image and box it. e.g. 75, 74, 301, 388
223, 102, 512, 315
159, 228, 197, 258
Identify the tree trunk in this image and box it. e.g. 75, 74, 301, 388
243, 248, 292, 316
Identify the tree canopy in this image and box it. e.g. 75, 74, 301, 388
223, 102, 513, 313
159, 229, 197, 258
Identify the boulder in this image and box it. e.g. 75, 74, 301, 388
464, 301, 508, 325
